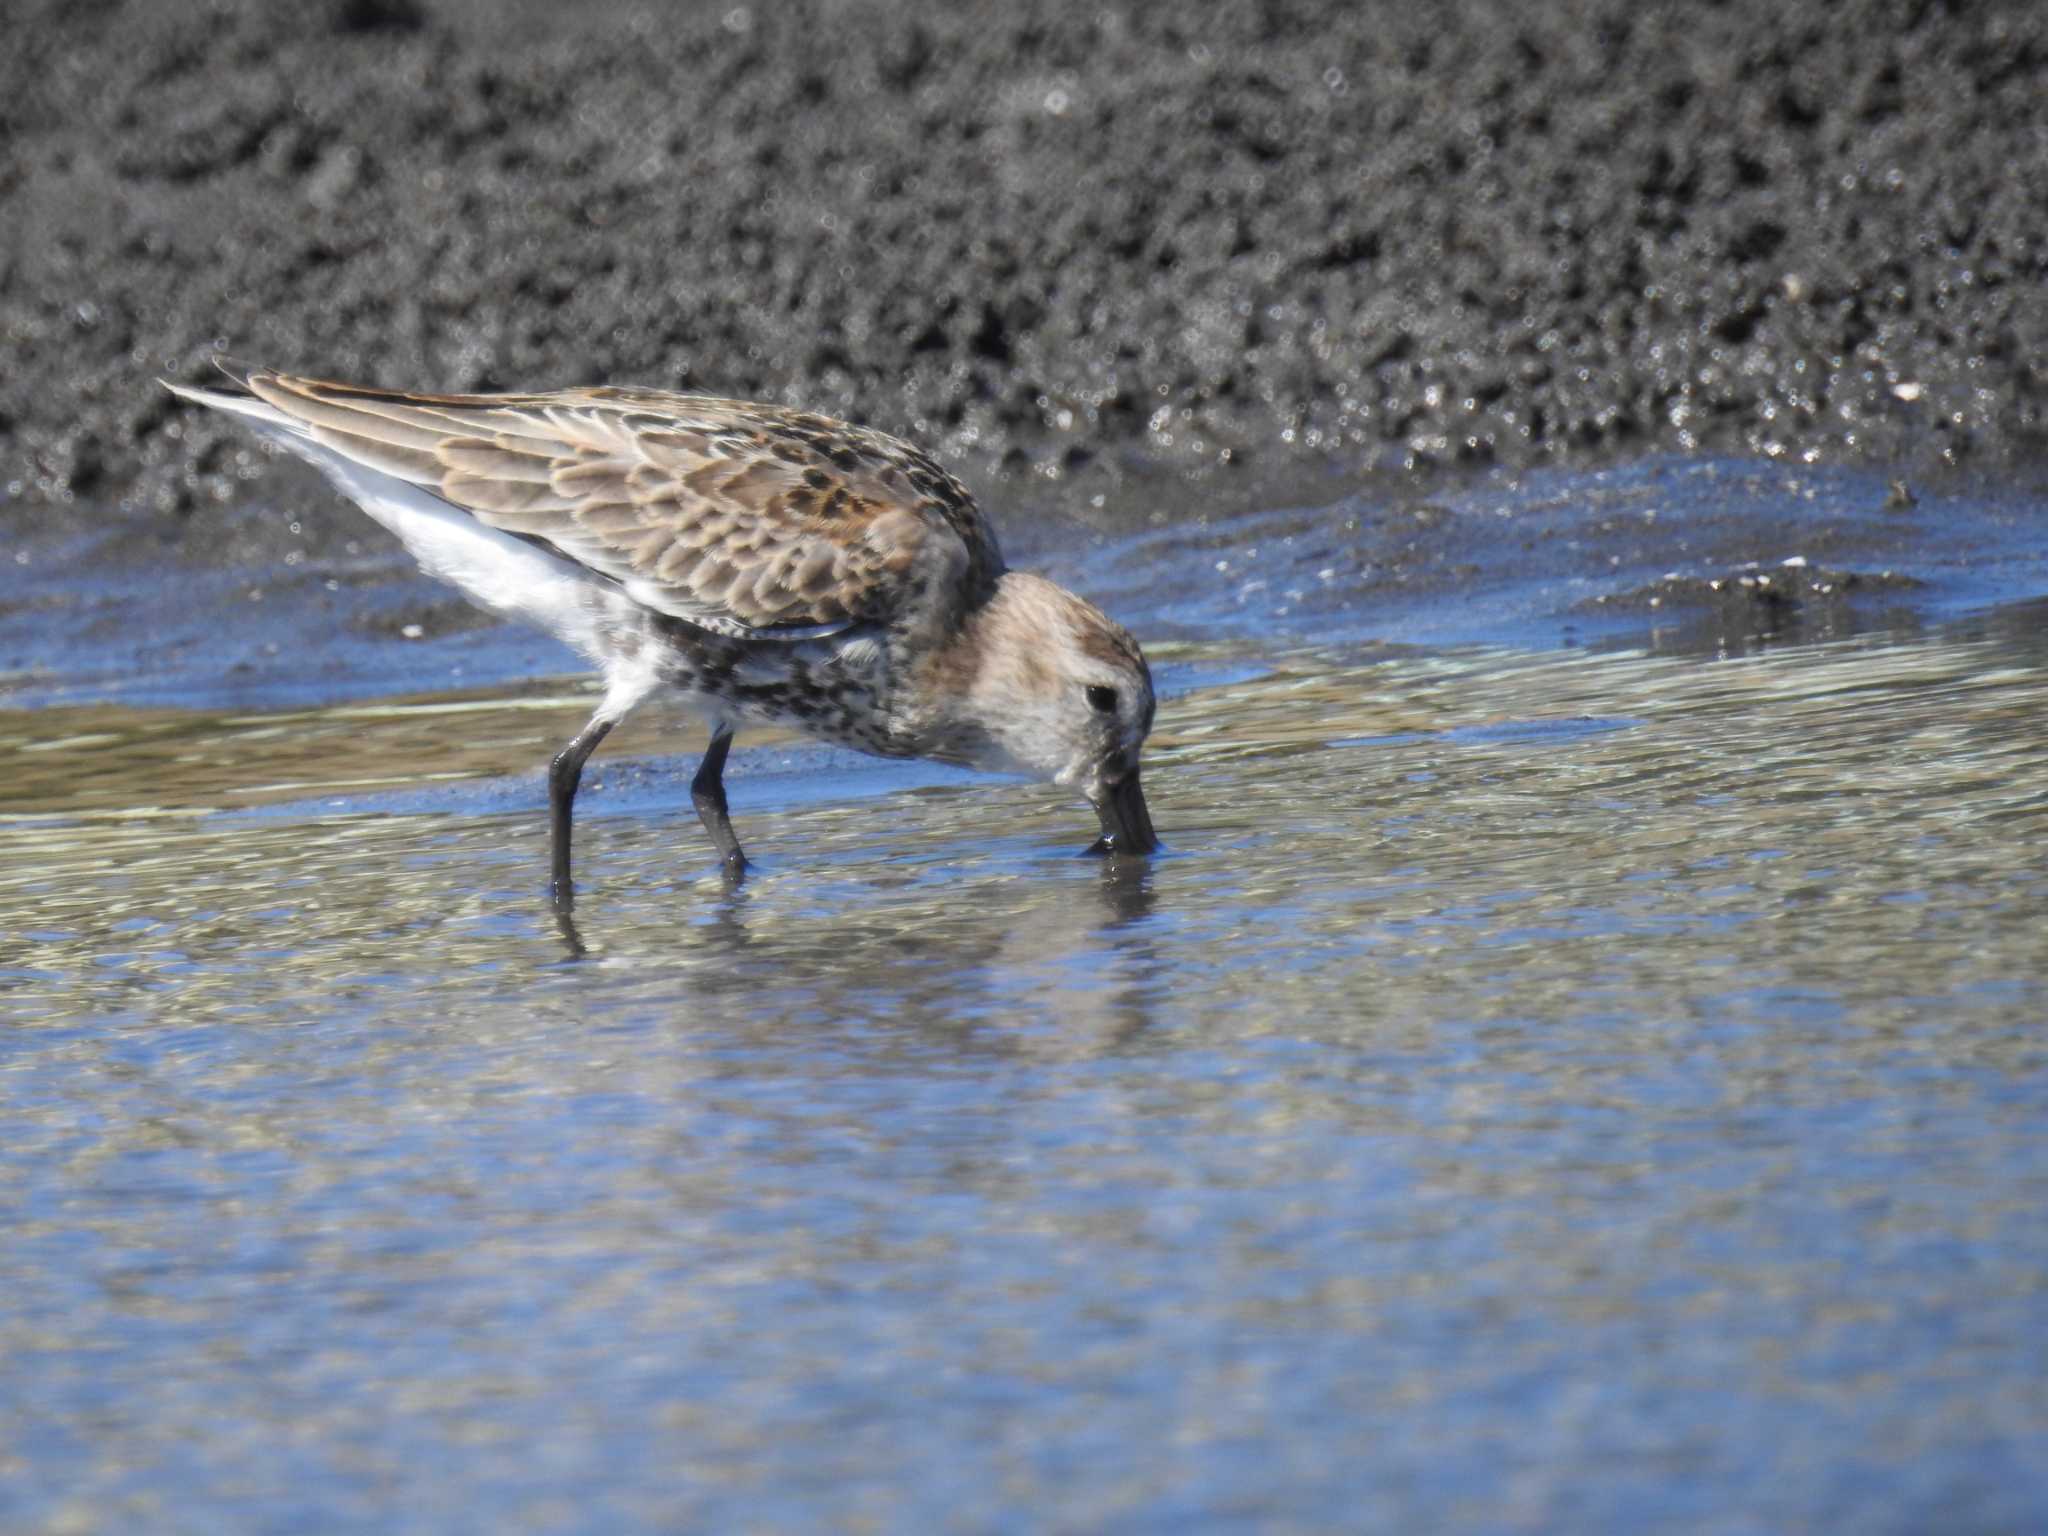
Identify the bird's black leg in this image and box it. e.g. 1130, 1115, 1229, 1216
690, 723, 748, 879
548, 714, 616, 909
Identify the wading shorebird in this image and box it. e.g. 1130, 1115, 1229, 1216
165, 363, 1159, 906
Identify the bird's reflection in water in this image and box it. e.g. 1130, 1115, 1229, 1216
1062, 855, 1167, 1047
1094, 853, 1158, 926
545, 849, 1170, 1049
553, 903, 591, 961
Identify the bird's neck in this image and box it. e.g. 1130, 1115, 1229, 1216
889, 574, 1049, 773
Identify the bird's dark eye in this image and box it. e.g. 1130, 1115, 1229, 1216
1086, 685, 1119, 714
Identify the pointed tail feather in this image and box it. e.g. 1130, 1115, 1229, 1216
161, 370, 304, 440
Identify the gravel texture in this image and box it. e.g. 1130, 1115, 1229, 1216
5, 0, 2047, 546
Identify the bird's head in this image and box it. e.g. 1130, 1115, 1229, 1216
936, 572, 1159, 856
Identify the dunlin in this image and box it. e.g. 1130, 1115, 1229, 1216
165, 363, 1159, 904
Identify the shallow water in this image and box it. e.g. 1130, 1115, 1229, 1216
4, 458, 2048, 1529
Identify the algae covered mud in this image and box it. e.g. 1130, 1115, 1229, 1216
4, 458, 2047, 1528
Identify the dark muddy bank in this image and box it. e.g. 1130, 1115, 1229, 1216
6, 0, 2048, 562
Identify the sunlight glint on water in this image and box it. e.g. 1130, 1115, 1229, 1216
3, 625, 2047, 1529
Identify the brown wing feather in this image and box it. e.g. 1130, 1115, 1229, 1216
240, 369, 1004, 637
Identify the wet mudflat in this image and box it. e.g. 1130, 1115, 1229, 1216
3, 459, 2047, 1530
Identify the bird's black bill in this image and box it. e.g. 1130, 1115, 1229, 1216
1086, 770, 1159, 857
